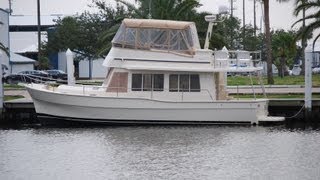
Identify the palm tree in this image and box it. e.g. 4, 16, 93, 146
116, 0, 200, 20
0, 42, 9, 57
97, 0, 201, 54
292, 0, 308, 75
271, 30, 297, 78
293, 0, 320, 51
263, 0, 289, 84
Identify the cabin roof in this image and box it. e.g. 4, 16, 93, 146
123, 18, 194, 30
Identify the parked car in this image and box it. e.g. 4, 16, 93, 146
45, 70, 68, 80
4, 70, 50, 84
312, 65, 320, 74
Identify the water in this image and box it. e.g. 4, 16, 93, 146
1, 126, 320, 180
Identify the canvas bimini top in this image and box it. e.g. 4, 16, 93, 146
112, 18, 201, 55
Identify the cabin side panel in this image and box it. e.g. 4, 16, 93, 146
107, 72, 128, 92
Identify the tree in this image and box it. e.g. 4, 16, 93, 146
292, 0, 308, 75
0, 42, 9, 57
93, 0, 131, 55
45, 16, 82, 55
38, 56, 50, 70
271, 30, 297, 77
209, 17, 241, 50
263, 0, 289, 84
241, 24, 262, 51
117, 0, 201, 20
293, 0, 320, 51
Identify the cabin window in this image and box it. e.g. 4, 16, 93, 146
132, 74, 164, 91
169, 74, 200, 92
132, 74, 142, 91
143, 74, 152, 91
153, 74, 164, 91
169, 75, 178, 92
179, 74, 189, 92
190, 74, 200, 92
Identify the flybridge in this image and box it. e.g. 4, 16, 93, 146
112, 19, 201, 55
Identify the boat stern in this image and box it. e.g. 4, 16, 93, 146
256, 99, 285, 124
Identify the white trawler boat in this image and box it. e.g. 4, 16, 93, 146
26, 18, 284, 125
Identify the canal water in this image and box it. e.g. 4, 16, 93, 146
0, 125, 320, 179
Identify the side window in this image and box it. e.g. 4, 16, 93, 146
169, 74, 178, 92
179, 74, 189, 92
190, 74, 200, 92
153, 74, 164, 91
169, 74, 200, 92
132, 74, 142, 91
143, 74, 152, 91
132, 73, 164, 91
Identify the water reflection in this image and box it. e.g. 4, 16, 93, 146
0, 126, 320, 179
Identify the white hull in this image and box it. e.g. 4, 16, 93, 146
26, 84, 284, 125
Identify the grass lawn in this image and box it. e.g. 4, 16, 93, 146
232, 93, 320, 99
4, 95, 25, 101
227, 74, 320, 86
4, 84, 25, 89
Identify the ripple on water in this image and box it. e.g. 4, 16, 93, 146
0, 126, 320, 180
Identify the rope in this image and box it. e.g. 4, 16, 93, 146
285, 103, 305, 119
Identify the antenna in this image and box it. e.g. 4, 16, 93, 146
148, 0, 152, 19
204, 6, 230, 49
8, 0, 13, 15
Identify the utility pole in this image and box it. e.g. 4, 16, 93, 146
301, 0, 306, 75
243, 0, 246, 49
148, 0, 152, 19
230, 0, 234, 18
37, 0, 41, 63
8, 0, 12, 15
253, 0, 256, 36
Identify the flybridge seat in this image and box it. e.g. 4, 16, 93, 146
112, 19, 201, 55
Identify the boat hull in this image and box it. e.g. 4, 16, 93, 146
26, 85, 282, 125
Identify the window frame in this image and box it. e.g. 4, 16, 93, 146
131, 73, 164, 92
169, 74, 200, 92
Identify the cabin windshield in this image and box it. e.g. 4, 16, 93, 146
112, 19, 201, 55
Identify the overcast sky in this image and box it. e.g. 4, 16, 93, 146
0, 0, 300, 30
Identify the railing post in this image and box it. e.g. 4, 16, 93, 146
181, 91, 184, 102
117, 87, 119, 97
151, 89, 153, 99
236, 50, 240, 69
249, 72, 256, 99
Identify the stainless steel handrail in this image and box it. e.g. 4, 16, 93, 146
52, 85, 215, 102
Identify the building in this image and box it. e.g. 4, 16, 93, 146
0, 8, 10, 73
1, 8, 35, 75
9, 51, 35, 73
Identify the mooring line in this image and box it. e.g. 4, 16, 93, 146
285, 104, 305, 119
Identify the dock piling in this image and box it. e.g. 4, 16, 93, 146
304, 46, 313, 121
